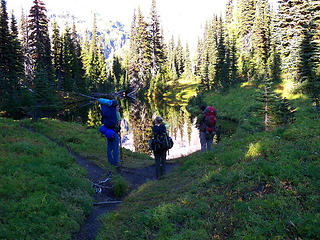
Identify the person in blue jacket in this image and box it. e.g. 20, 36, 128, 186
99, 98, 121, 167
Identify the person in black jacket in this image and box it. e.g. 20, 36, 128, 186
151, 116, 167, 179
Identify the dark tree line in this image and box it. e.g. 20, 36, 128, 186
1, 0, 319, 119
0, 0, 120, 119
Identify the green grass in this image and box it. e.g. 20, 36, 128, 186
96, 84, 320, 240
0, 118, 93, 240
21, 118, 153, 170
164, 77, 200, 106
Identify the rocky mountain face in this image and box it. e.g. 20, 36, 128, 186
48, 10, 130, 61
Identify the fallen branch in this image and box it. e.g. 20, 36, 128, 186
93, 201, 122, 206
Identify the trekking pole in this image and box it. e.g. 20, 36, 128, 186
119, 131, 124, 166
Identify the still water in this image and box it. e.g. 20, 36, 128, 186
60, 96, 202, 159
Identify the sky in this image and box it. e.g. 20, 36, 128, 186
7, 0, 227, 50
7, 0, 278, 52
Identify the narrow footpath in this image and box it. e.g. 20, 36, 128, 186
20, 124, 177, 240
73, 154, 177, 240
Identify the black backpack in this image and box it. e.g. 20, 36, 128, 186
153, 132, 173, 153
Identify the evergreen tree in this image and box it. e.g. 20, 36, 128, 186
174, 38, 185, 78
276, 0, 311, 82
183, 43, 193, 78
0, 0, 11, 96
0, 1, 25, 117
28, 0, 56, 108
52, 21, 63, 89
9, 13, 24, 86
20, 9, 33, 85
62, 26, 74, 91
149, 0, 165, 78
128, 10, 140, 89
237, 0, 257, 80
71, 22, 86, 93
297, 23, 320, 104
83, 14, 107, 91
135, 8, 151, 89
215, 17, 229, 89
194, 38, 203, 77
252, 0, 271, 78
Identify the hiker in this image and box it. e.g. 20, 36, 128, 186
99, 98, 121, 167
150, 116, 172, 179
196, 105, 216, 152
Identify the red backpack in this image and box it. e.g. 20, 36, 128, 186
204, 106, 216, 132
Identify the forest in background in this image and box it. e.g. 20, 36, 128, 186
0, 0, 319, 120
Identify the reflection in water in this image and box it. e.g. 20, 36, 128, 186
60, 96, 202, 159
120, 98, 201, 159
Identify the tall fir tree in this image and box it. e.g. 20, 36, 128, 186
252, 0, 271, 79
83, 14, 107, 91
20, 9, 33, 85
62, 26, 74, 91
52, 21, 63, 89
215, 17, 229, 89
237, 0, 257, 80
297, 23, 320, 103
71, 22, 86, 93
128, 10, 139, 88
0, 0, 11, 96
276, 0, 311, 82
135, 8, 151, 89
149, 0, 165, 78
0, 1, 25, 117
28, 0, 56, 109
174, 38, 185, 79
183, 43, 193, 78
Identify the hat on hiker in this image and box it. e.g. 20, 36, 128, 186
154, 116, 163, 125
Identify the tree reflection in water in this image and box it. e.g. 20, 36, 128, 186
60, 96, 201, 159
120, 97, 201, 159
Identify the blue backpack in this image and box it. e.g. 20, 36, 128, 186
99, 98, 118, 129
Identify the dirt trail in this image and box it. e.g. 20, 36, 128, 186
20, 123, 178, 240
73, 155, 177, 240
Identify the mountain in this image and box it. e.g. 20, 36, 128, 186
48, 10, 130, 63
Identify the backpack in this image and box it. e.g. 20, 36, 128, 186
100, 101, 117, 129
204, 106, 216, 133
153, 132, 173, 153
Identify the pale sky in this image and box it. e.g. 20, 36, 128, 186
7, 0, 278, 52
8, 0, 227, 50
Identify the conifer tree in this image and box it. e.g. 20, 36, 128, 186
252, 0, 271, 78
237, 0, 257, 80
128, 10, 139, 88
62, 26, 74, 91
135, 8, 151, 89
28, 0, 56, 109
276, 0, 311, 82
215, 17, 229, 89
9, 13, 24, 86
71, 22, 86, 93
0, 0, 11, 96
83, 14, 107, 91
52, 21, 63, 89
149, 0, 165, 78
183, 43, 193, 78
20, 9, 33, 85
174, 38, 185, 78
0, 1, 25, 117
297, 24, 320, 104
194, 38, 203, 77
